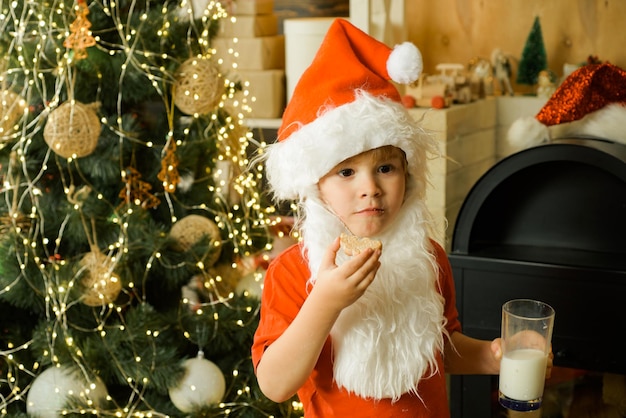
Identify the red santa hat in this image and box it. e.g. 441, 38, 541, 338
263, 18, 425, 201
508, 63, 626, 149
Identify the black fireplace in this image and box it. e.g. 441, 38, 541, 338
447, 138, 626, 417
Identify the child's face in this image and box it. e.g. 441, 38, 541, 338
318, 146, 407, 238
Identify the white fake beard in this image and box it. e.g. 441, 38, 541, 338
301, 194, 447, 401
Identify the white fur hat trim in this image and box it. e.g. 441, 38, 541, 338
507, 103, 626, 151
264, 92, 426, 201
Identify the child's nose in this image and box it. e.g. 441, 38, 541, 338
360, 175, 381, 197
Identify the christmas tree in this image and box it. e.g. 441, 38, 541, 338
0, 0, 301, 416
516, 16, 548, 86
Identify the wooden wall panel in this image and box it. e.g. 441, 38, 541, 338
405, 0, 626, 91
272, 1, 624, 92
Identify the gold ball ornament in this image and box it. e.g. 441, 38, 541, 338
174, 57, 223, 115
208, 261, 243, 295
168, 353, 226, 412
43, 101, 101, 158
170, 215, 222, 265
0, 90, 26, 136
80, 250, 122, 306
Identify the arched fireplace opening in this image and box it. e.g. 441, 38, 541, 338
448, 138, 626, 417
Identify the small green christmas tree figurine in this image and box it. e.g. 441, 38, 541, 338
0, 0, 302, 416
517, 16, 548, 86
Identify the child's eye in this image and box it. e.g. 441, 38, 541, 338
338, 168, 354, 177
378, 164, 393, 173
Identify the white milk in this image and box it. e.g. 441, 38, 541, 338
499, 348, 547, 401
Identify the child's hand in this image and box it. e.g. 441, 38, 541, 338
312, 236, 381, 313
490, 338, 554, 378
545, 346, 554, 378
490, 338, 503, 364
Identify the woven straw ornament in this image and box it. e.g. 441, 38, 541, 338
0, 90, 26, 137
43, 101, 101, 158
169, 214, 222, 266
80, 250, 122, 307
174, 58, 223, 115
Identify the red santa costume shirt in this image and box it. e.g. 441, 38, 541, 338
251, 241, 462, 418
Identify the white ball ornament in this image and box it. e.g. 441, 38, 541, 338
236, 270, 265, 299
26, 366, 108, 418
168, 352, 226, 412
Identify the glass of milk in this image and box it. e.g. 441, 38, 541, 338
498, 299, 555, 411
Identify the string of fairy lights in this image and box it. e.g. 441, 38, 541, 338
0, 0, 299, 416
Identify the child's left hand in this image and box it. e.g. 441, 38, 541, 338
490, 338, 554, 378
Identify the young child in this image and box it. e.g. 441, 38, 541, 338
251, 19, 528, 417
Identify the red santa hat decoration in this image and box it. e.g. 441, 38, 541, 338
508, 62, 626, 150
263, 18, 427, 201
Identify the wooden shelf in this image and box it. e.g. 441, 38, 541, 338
245, 118, 282, 130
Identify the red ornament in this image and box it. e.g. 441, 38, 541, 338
431, 95, 447, 109
401, 94, 416, 109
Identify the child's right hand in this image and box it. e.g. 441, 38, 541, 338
311, 236, 381, 313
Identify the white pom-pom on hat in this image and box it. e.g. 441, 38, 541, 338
387, 42, 423, 84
